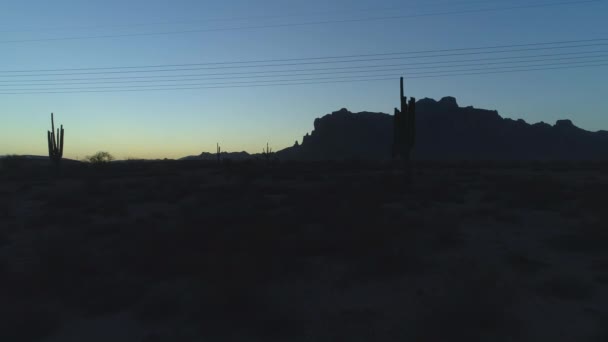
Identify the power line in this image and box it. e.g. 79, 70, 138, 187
2, 42, 607, 78
1, 62, 606, 95
11, 59, 608, 89
407, 61, 608, 79
1, 54, 607, 87
0, 61, 605, 94
1, 49, 605, 84
2, 37, 607, 74
0, 0, 602, 44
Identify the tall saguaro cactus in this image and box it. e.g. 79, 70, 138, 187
47, 113, 64, 165
393, 77, 416, 179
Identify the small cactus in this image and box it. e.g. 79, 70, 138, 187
217, 143, 221, 163
47, 113, 64, 165
262, 142, 273, 161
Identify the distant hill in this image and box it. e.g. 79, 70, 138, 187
1, 155, 50, 161
276, 97, 608, 161
0, 155, 83, 172
180, 151, 254, 161
0, 155, 82, 164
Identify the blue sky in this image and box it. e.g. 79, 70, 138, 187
1, 0, 607, 159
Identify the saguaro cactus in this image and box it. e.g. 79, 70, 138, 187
393, 77, 416, 179
47, 113, 64, 165
262, 142, 273, 161
217, 143, 221, 163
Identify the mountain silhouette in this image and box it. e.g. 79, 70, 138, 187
180, 151, 252, 161
276, 97, 608, 161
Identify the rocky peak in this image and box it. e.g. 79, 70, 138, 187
438, 96, 459, 108
555, 119, 575, 128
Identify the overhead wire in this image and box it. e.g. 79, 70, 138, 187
2, 37, 608, 74
0, 53, 606, 87
1, 49, 606, 85
2, 42, 608, 78
0, 60, 606, 94
1, 62, 607, 95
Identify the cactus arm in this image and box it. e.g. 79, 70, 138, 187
59, 126, 64, 158
393, 108, 400, 157
51, 113, 56, 151
400, 77, 408, 114
51, 129, 56, 154
410, 98, 416, 148
262, 142, 273, 160
47, 131, 53, 156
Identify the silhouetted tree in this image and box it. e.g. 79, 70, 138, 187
86, 151, 114, 164
47, 113, 64, 165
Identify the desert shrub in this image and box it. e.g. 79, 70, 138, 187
85, 151, 115, 164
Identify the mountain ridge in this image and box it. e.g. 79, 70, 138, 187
273, 96, 608, 161
180, 96, 607, 161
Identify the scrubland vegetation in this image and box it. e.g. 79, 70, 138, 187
1, 159, 607, 341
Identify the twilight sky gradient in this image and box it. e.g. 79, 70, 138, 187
1, 0, 607, 159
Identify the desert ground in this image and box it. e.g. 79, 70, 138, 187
1, 159, 607, 341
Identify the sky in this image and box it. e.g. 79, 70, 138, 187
1, 0, 607, 159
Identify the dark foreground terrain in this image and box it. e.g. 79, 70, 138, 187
1, 159, 607, 341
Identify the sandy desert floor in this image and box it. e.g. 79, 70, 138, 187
1, 160, 607, 341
